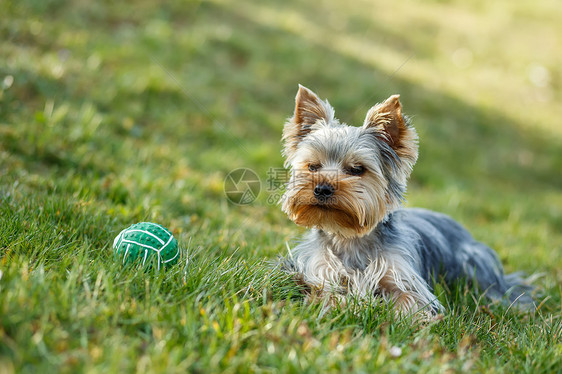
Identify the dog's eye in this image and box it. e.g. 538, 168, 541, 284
308, 164, 321, 172
346, 166, 365, 176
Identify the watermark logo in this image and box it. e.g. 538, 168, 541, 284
224, 167, 343, 206
224, 168, 261, 205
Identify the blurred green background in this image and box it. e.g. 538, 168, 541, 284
1, 0, 562, 371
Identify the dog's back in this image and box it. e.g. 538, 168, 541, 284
392, 208, 535, 306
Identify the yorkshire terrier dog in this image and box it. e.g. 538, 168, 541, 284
281, 85, 534, 317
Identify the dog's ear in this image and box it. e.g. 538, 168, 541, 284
282, 85, 334, 162
293, 85, 334, 130
363, 95, 418, 163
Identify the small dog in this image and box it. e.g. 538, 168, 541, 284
280, 85, 534, 317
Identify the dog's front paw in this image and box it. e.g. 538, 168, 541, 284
391, 292, 443, 323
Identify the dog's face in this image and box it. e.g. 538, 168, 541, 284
281, 85, 419, 238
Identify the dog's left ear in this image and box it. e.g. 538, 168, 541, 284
282, 85, 335, 164
363, 95, 418, 163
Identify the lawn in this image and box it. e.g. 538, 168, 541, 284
1, 0, 561, 372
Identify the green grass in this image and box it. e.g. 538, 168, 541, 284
1, 0, 562, 372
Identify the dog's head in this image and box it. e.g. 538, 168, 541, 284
281, 85, 418, 238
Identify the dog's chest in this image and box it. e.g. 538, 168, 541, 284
322, 235, 381, 271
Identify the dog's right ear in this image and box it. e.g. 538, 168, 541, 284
282, 85, 334, 163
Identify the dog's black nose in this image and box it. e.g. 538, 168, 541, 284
313, 183, 335, 200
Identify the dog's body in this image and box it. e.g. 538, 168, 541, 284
283, 207, 533, 314
280, 85, 533, 316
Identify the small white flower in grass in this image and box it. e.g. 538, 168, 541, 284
389, 346, 402, 358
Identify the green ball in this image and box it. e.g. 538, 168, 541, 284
113, 222, 179, 269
